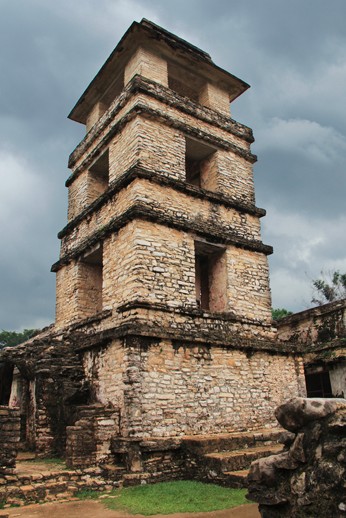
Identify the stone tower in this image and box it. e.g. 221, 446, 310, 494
54, 19, 274, 335
50, 20, 304, 447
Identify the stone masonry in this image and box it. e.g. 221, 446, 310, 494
248, 397, 346, 517
0, 19, 307, 484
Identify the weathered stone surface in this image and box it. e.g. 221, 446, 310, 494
248, 397, 346, 517
0, 407, 20, 475
275, 397, 346, 432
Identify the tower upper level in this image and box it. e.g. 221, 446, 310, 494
69, 19, 249, 131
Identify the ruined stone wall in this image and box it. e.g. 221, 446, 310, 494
329, 361, 346, 398
276, 299, 346, 345
227, 247, 272, 324
248, 398, 346, 517
83, 340, 125, 417
0, 337, 87, 457
84, 337, 305, 438
0, 406, 20, 475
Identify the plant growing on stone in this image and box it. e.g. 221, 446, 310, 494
311, 270, 346, 305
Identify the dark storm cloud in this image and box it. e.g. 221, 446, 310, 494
1, 0, 345, 329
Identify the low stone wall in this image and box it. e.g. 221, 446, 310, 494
276, 299, 346, 345
248, 397, 346, 517
66, 404, 120, 468
0, 466, 120, 507
0, 406, 20, 475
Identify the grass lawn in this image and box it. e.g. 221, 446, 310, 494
78, 480, 249, 515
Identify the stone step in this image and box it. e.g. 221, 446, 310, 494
182, 428, 283, 454
204, 444, 282, 471
223, 469, 249, 488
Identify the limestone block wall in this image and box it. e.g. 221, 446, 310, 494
56, 257, 103, 326
56, 208, 272, 329
124, 47, 168, 87
83, 340, 125, 413
66, 405, 120, 468
226, 247, 272, 324
84, 338, 305, 438
103, 220, 196, 311
216, 150, 255, 204
60, 176, 263, 258
199, 83, 230, 116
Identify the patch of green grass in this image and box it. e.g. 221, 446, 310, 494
103, 480, 248, 515
75, 489, 100, 500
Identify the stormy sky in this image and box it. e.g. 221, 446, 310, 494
1, 0, 345, 331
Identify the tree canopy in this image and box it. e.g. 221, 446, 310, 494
311, 270, 346, 306
272, 308, 293, 321
0, 329, 39, 350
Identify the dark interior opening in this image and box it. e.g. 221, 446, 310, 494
305, 368, 333, 398
0, 362, 14, 405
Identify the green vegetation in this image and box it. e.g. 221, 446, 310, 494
272, 308, 292, 321
105, 481, 248, 515
0, 328, 39, 350
75, 489, 100, 500
312, 270, 346, 305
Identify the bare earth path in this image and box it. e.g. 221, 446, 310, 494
3, 500, 260, 518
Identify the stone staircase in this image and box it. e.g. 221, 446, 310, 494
182, 428, 284, 487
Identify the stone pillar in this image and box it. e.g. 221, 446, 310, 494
124, 47, 168, 87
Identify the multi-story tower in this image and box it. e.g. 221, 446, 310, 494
50, 20, 304, 451
54, 19, 274, 335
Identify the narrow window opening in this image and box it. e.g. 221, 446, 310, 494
195, 254, 210, 309
185, 137, 215, 189
88, 149, 109, 202
195, 241, 227, 312
79, 243, 103, 316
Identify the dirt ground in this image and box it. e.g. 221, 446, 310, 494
2, 500, 260, 518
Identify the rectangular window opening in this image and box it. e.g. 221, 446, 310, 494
88, 149, 109, 202
195, 241, 227, 312
185, 137, 215, 189
304, 366, 333, 398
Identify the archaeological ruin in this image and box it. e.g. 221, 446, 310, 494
0, 19, 345, 506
